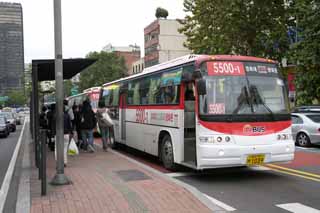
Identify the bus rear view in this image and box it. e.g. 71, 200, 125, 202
195, 56, 294, 169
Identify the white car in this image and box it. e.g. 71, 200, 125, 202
291, 113, 320, 147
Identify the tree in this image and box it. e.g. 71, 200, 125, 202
290, 0, 320, 105
64, 80, 73, 97
179, 0, 290, 62
78, 51, 127, 91
6, 90, 27, 107
155, 7, 169, 19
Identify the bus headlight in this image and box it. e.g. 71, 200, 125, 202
199, 136, 215, 143
199, 135, 233, 143
277, 134, 292, 140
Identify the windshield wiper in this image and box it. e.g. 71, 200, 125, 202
232, 86, 252, 115
249, 85, 274, 119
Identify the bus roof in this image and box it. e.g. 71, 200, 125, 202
102, 54, 277, 87
66, 92, 87, 99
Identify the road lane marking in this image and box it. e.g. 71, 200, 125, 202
167, 172, 193, 177
276, 203, 320, 213
248, 166, 271, 171
0, 118, 27, 212
295, 147, 320, 153
269, 167, 320, 183
203, 194, 236, 211
267, 164, 320, 179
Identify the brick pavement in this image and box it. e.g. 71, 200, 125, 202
30, 145, 213, 213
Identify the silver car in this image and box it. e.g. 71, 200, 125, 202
291, 113, 320, 147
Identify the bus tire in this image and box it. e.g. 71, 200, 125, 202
161, 135, 176, 170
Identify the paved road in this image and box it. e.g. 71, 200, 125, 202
112, 143, 320, 212
0, 125, 22, 187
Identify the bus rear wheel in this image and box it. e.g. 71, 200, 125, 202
161, 135, 176, 170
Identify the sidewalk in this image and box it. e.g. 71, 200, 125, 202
30, 142, 217, 213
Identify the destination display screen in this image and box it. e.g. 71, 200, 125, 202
207, 61, 245, 76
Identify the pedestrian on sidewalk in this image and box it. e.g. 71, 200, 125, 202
72, 104, 82, 147
47, 103, 56, 151
80, 100, 96, 153
63, 106, 73, 166
96, 107, 113, 151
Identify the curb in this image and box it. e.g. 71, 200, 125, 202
109, 149, 227, 212
16, 119, 31, 213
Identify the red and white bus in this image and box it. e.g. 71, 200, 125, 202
83, 87, 101, 112
67, 86, 101, 112
99, 55, 294, 170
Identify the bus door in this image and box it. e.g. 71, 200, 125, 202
183, 82, 197, 166
120, 93, 126, 142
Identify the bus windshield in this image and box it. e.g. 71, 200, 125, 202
199, 62, 289, 116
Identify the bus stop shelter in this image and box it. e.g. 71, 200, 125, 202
30, 58, 96, 178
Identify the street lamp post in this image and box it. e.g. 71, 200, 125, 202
50, 0, 70, 185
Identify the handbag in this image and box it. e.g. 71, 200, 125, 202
102, 112, 113, 127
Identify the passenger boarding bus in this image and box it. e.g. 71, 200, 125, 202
67, 87, 101, 112
98, 55, 294, 170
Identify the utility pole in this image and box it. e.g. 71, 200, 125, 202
51, 0, 70, 185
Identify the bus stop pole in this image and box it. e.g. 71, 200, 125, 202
50, 0, 70, 185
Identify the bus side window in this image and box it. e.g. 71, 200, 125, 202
133, 82, 140, 105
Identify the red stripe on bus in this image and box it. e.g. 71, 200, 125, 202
199, 120, 291, 136
126, 105, 184, 110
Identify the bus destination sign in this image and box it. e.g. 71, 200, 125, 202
207, 61, 245, 76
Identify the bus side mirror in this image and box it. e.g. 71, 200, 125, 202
197, 79, 206, 95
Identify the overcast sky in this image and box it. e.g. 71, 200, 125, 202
11, 0, 186, 63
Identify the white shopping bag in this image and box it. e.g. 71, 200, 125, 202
68, 137, 79, 156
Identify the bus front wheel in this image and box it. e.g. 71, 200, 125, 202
161, 135, 176, 170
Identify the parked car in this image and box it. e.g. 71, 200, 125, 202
292, 105, 320, 113
0, 116, 10, 138
291, 113, 320, 147
0, 112, 16, 132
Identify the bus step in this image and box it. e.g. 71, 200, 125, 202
184, 137, 196, 142
181, 161, 197, 169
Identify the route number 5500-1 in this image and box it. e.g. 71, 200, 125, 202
208, 61, 245, 76
213, 62, 241, 74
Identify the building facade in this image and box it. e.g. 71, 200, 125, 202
144, 19, 191, 68
130, 57, 144, 75
0, 2, 24, 95
103, 44, 141, 75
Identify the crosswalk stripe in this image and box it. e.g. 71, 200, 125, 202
248, 166, 271, 171
276, 203, 320, 213
167, 172, 193, 177
204, 194, 236, 211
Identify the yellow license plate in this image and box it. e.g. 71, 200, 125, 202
246, 154, 265, 166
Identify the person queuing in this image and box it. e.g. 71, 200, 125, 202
80, 100, 96, 152
96, 107, 112, 151
72, 104, 83, 147
63, 104, 73, 166
47, 104, 56, 151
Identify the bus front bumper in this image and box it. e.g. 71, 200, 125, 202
197, 142, 295, 169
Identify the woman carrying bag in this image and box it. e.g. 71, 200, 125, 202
96, 107, 113, 151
